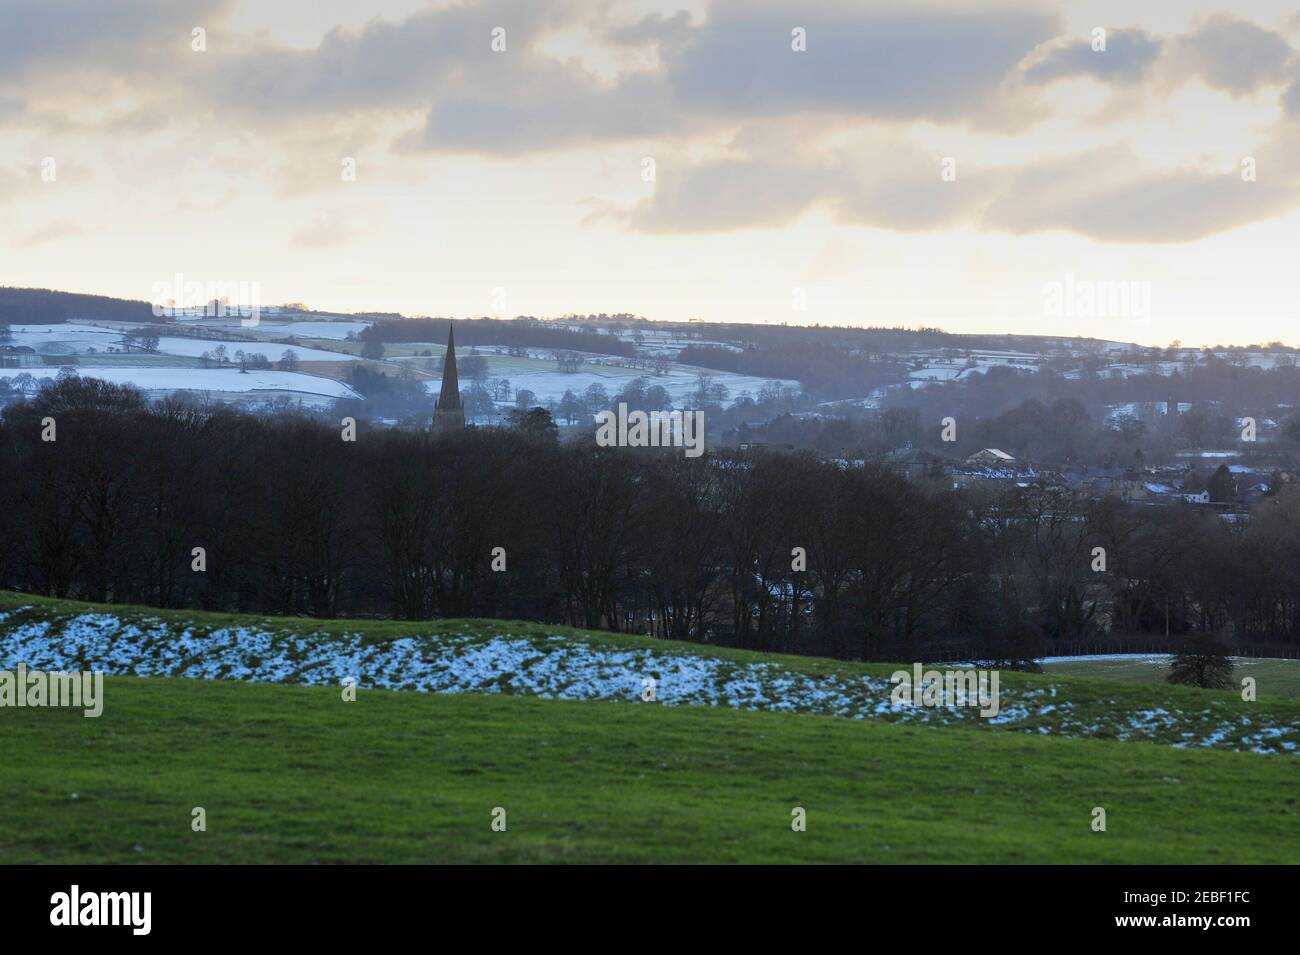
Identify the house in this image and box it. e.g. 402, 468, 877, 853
951, 466, 1018, 488
1182, 490, 1211, 504
0, 345, 31, 369
884, 446, 950, 481
966, 448, 1015, 466
1059, 465, 1153, 501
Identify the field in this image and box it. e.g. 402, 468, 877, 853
8, 316, 1300, 418
1042, 655, 1300, 700
1, 592, 1298, 863
1, 320, 792, 413
1, 321, 361, 405
36, 366, 359, 400
420, 351, 791, 406
5, 676, 1299, 864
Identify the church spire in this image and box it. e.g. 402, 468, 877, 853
432, 324, 465, 431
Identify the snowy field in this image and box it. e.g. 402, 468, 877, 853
240, 320, 371, 340
151, 336, 351, 362
907, 366, 966, 382
426, 362, 794, 407
10, 319, 1298, 413
2, 323, 353, 363
1, 604, 1296, 754
1039, 654, 1172, 664
556, 326, 749, 357
65, 366, 359, 398
5, 323, 121, 351
4, 321, 788, 411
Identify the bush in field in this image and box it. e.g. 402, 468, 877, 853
1168, 633, 1234, 689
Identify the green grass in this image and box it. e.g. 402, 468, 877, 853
285, 337, 365, 356
3, 590, 1299, 752
2, 590, 1299, 863
0, 588, 886, 671
1043, 657, 1300, 700
9, 353, 204, 369
2, 676, 1298, 864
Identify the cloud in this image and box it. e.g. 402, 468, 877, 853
402, 0, 1063, 152
198, 0, 593, 118
2, 0, 1299, 247
1022, 28, 1163, 86
0, 0, 232, 82
605, 10, 696, 52
838, 158, 1008, 232
0, 92, 25, 125
626, 136, 1300, 243
1168, 14, 1295, 97
666, 0, 1061, 128
628, 158, 844, 233
980, 146, 1299, 242
613, 10, 1300, 242
405, 69, 684, 155
625, 138, 1008, 236
1283, 66, 1300, 115
1021, 18, 1297, 98
11, 0, 1056, 150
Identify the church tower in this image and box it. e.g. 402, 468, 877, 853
432, 324, 465, 431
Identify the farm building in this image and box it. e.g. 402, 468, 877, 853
966, 448, 1015, 466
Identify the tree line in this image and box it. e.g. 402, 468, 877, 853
0, 287, 158, 325
4, 378, 1300, 662
360, 317, 637, 359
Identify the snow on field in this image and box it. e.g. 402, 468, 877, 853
1102, 362, 1187, 378
68, 366, 358, 398
5, 323, 121, 351
2, 324, 352, 364
908, 366, 965, 382
2, 605, 1296, 754
566, 326, 748, 357
1039, 654, 1172, 665
427, 365, 793, 406
165, 318, 372, 340
151, 337, 350, 362
253, 321, 371, 340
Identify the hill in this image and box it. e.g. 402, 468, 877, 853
1, 591, 1297, 863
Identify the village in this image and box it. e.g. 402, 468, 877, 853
875, 444, 1290, 512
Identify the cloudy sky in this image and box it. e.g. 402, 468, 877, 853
3, 0, 1300, 345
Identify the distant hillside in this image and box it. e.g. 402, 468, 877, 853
609, 318, 1109, 357
0, 286, 158, 325
361, 316, 637, 358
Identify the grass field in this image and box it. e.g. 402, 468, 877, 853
6, 353, 205, 369
3, 676, 1298, 863
2, 591, 1298, 863
1043, 656, 1300, 700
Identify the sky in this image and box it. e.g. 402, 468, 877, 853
2, 0, 1300, 346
